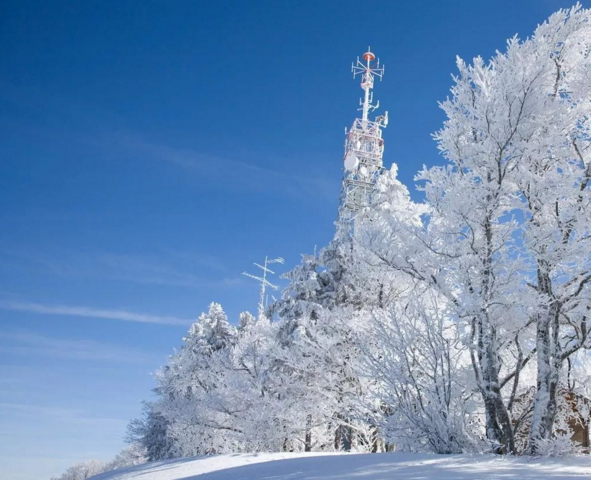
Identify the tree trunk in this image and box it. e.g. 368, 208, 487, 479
475, 216, 515, 454
333, 415, 352, 452
479, 323, 515, 453
371, 425, 381, 453
304, 415, 312, 452
528, 289, 561, 454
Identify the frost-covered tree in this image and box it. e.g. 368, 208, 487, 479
432, 4, 591, 454
272, 243, 356, 323
270, 248, 372, 449
357, 5, 591, 455
140, 303, 238, 457
136, 303, 312, 456
357, 291, 480, 454
269, 243, 364, 450
275, 304, 381, 452
199, 314, 290, 452
127, 403, 176, 461
104, 444, 147, 470
423, 54, 537, 453
356, 163, 485, 453
50, 460, 106, 480
50, 445, 146, 480
499, 5, 590, 453
269, 163, 431, 452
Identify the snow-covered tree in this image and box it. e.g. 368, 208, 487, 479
356, 164, 485, 453
127, 403, 176, 461
433, 4, 590, 454
50, 445, 146, 480
139, 303, 238, 456
103, 444, 147, 471
50, 460, 106, 480
505, 5, 590, 453
269, 244, 365, 450
275, 305, 378, 452
355, 6, 590, 455
357, 292, 480, 454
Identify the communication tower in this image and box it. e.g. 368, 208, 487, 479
336, 48, 388, 237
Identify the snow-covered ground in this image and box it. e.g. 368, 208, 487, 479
92, 452, 591, 480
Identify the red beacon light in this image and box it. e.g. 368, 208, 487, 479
362, 50, 375, 62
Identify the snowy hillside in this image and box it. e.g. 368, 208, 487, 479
91, 452, 590, 480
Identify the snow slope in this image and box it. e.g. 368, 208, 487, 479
92, 452, 590, 480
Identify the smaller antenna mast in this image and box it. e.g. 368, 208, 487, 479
242, 256, 284, 318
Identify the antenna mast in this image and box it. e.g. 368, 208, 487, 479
336, 47, 388, 239
242, 256, 284, 318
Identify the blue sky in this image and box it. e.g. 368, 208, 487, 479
0, 1, 587, 478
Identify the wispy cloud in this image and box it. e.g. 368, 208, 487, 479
1, 248, 241, 289
0, 330, 154, 363
0, 81, 338, 202
117, 133, 337, 201
0, 401, 128, 432
0, 301, 190, 325
95, 252, 240, 288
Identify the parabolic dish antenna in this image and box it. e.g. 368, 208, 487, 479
344, 154, 359, 171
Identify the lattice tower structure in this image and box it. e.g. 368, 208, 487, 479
336, 48, 388, 238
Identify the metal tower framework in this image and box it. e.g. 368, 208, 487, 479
337, 48, 388, 236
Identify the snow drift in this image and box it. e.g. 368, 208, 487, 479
91, 452, 590, 480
